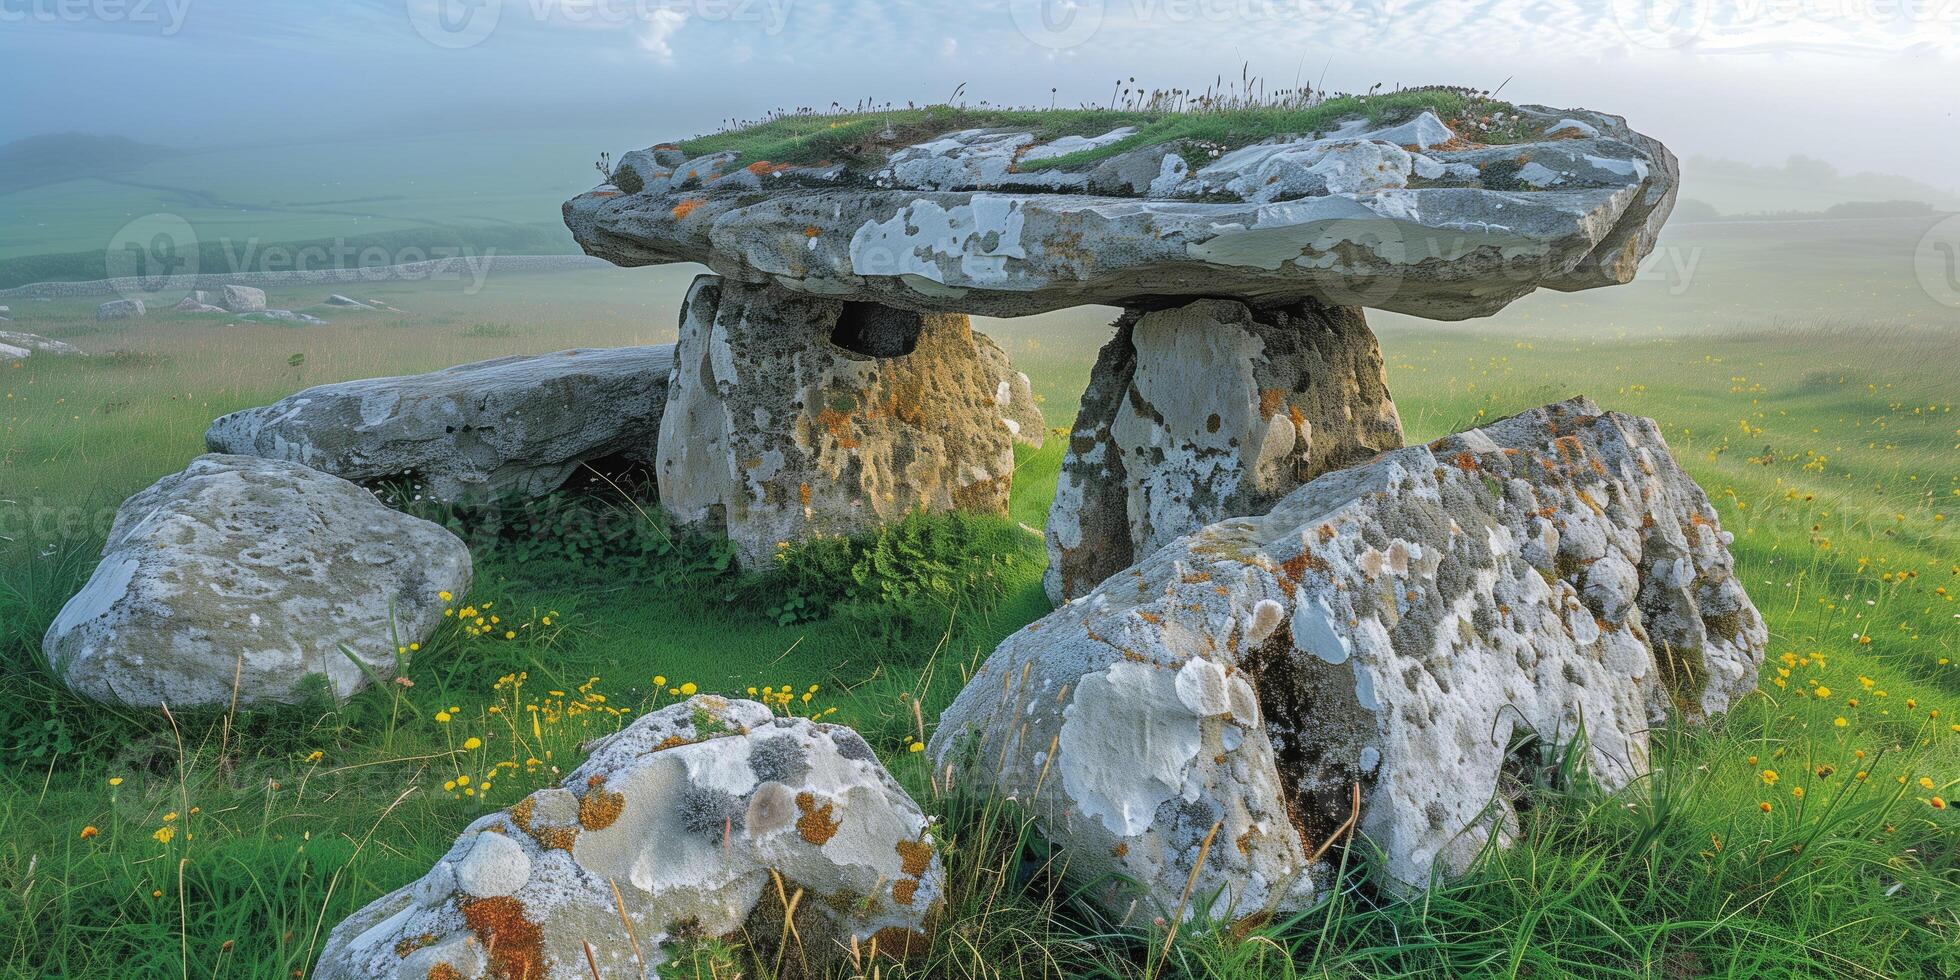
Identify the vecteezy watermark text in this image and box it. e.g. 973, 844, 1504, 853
0, 0, 192, 34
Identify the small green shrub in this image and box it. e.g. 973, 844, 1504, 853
752, 511, 1040, 642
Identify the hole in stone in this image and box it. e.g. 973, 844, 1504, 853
830, 302, 922, 358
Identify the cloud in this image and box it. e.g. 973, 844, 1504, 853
636, 7, 690, 61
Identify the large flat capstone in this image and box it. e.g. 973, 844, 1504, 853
565, 104, 1675, 320
930, 398, 1764, 920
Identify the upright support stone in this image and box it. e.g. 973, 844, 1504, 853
1045, 299, 1404, 602
658, 275, 1021, 567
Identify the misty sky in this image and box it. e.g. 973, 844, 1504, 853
3, 0, 1958, 188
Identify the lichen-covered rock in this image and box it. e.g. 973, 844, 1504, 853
931, 398, 1764, 920
205, 346, 674, 503
1045, 299, 1403, 602
316, 696, 944, 979
974, 331, 1045, 449
565, 104, 1675, 320
42, 454, 471, 708
658, 275, 1019, 567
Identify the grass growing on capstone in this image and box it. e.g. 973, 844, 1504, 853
670, 88, 1513, 173
0, 270, 1955, 976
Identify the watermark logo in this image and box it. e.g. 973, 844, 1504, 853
105, 213, 199, 302
408, 0, 503, 49
0, 0, 193, 35
1914, 213, 1960, 309
1009, 0, 1104, 50
1609, 0, 1711, 48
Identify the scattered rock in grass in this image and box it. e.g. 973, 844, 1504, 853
241, 309, 328, 325
218, 284, 267, 312
172, 294, 225, 313
207, 346, 675, 503
96, 299, 144, 320
931, 398, 1765, 921
0, 332, 84, 360
659, 274, 1022, 568
1044, 298, 1405, 602
323, 294, 372, 309
315, 696, 943, 979
42, 454, 471, 708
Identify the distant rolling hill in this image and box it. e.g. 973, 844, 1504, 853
0, 133, 180, 195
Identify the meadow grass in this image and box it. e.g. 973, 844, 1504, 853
0, 273, 1955, 977
670, 89, 1509, 173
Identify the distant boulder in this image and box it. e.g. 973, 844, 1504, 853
323, 294, 371, 309
172, 295, 225, 313
96, 299, 144, 321
218, 285, 266, 313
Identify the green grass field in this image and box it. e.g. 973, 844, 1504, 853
1, 246, 1957, 977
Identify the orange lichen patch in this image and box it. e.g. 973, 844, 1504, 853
892, 878, 919, 906
654, 734, 692, 751
1452, 452, 1481, 472
1258, 388, 1288, 420
461, 896, 545, 980
579, 780, 626, 832
895, 838, 933, 878
804, 225, 823, 238
1136, 610, 1163, 625
428, 964, 466, 980
535, 825, 579, 851
395, 933, 438, 958
1111, 841, 1129, 858
670, 198, 706, 220
815, 406, 862, 449
1179, 570, 1212, 584
870, 926, 930, 960
506, 797, 535, 835
795, 792, 841, 845
745, 160, 797, 176
1280, 547, 1330, 584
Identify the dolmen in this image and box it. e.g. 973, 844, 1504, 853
564, 95, 1674, 578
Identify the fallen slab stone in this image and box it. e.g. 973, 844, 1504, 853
659, 275, 1021, 567
1045, 298, 1404, 601
43, 454, 471, 708
931, 398, 1764, 922
206, 346, 675, 503
316, 695, 944, 978
565, 101, 1675, 320
324, 294, 372, 309
172, 295, 226, 313
0, 332, 83, 359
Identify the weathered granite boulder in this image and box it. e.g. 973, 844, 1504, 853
316, 696, 943, 978
564, 104, 1675, 321
206, 346, 675, 503
0, 332, 84, 360
975, 331, 1046, 449
930, 399, 1763, 920
43, 454, 471, 708
219, 284, 267, 312
1045, 298, 1404, 601
96, 299, 144, 320
659, 275, 1019, 567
